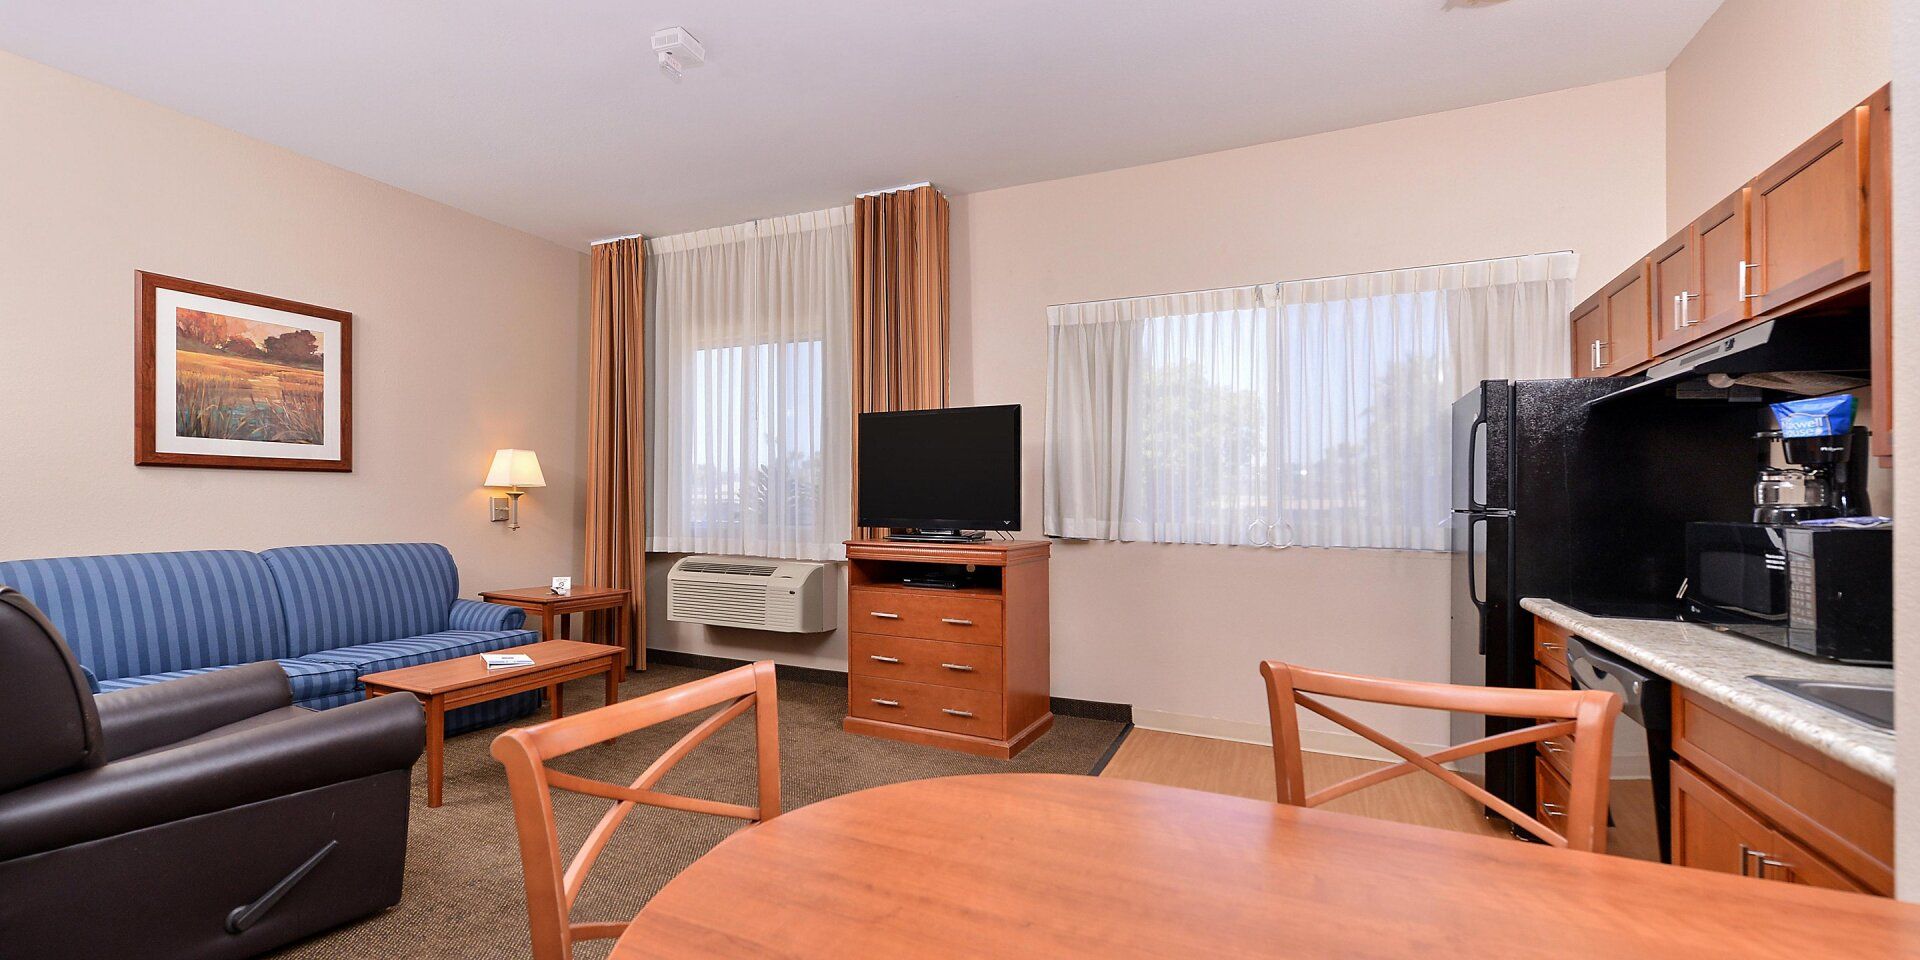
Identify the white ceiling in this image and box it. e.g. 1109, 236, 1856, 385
0, 1, 1722, 247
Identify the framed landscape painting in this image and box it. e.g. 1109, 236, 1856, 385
135, 272, 352, 471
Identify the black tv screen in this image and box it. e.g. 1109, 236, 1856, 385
858, 405, 1020, 531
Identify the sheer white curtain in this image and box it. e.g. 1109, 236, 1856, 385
1045, 252, 1576, 552
647, 206, 853, 561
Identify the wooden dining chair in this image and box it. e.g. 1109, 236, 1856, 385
1259, 659, 1621, 852
491, 660, 782, 960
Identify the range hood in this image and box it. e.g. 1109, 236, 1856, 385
1589, 315, 1872, 406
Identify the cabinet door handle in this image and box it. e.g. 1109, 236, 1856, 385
941, 708, 974, 718
1589, 339, 1601, 371
1593, 340, 1610, 370
1543, 741, 1566, 755
1679, 291, 1698, 326
940, 617, 973, 626
1539, 641, 1563, 651
869, 698, 900, 708
1738, 843, 1769, 877
868, 655, 901, 664
1738, 260, 1761, 301
941, 663, 975, 672
1757, 855, 1790, 880
1541, 802, 1567, 820
869, 611, 900, 620
1672, 293, 1684, 330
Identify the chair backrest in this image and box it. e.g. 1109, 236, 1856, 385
491, 661, 782, 960
1260, 659, 1621, 853
259, 543, 458, 654
0, 588, 105, 792
0, 550, 288, 680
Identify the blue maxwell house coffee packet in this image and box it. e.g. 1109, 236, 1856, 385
1771, 395, 1856, 438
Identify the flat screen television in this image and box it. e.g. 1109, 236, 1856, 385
858, 404, 1020, 534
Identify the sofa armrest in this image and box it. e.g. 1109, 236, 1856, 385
0, 691, 425, 860
450, 597, 525, 631
94, 661, 292, 762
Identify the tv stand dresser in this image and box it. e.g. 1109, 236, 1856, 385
842, 539, 1051, 758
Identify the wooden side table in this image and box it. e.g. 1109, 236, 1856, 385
479, 585, 642, 669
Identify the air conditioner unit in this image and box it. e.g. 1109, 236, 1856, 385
667, 555, 833, 633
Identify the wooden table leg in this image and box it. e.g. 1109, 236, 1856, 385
540, 609, 556, 642
559, 612, 571, 640
620, 601, 639, 673
549, 683, 564, 720
425, 695, 445, 808
605, 660, 619, 707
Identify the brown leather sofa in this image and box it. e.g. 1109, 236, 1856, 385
0, 587, 427, 959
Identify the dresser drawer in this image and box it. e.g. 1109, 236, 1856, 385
849, 633, 1002, 691
850, 675, 1003, 738
848, 589, 1004, 645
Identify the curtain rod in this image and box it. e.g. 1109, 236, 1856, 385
589, 232, 643, 246
1048, 249, 1576, 310
857, 181, 935, 198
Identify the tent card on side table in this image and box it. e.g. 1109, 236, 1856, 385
483, 653, 535, 670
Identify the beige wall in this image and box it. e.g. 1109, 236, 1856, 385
1664, 0, 1891, 232
1890, 0, 1918, 903
948, 75, 1668, 747
0, 50, 590, 594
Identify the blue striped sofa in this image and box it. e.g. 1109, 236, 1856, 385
0, 542, 541, 733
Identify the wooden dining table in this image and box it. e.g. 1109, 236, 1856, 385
613, 773, 1920, 959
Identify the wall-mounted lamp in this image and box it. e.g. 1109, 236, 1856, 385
484, 448, 545, 531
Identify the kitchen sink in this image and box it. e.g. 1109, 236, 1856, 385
1749, 676, 1894, 732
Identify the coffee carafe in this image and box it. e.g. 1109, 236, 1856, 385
1752, 426, 1871, 524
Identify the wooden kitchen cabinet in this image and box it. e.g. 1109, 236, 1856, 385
1649, 228, 1700, 357
1673, 761, 1867, 893
1693, 186, 1753, 340
1570, 291, 1606, 377
1749, 103, 1871, 314
1600, 258, 1653, 372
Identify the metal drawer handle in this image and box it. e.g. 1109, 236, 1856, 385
1757, 855, 1789, 879
1541, 801, 1566, 819
1539, 641, 1563, 651
942, 708, 974, 718
869, 611, 900, 620
1543, 742, 1566, 755
868, 655, 901, 664
940, 617, 973, 626
870, 698, 900, 707
941, 663, 975, 672
1738, 843, 1762, 877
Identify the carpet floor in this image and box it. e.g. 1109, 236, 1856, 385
270, 664, 1126, 959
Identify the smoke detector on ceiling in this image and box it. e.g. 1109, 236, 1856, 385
652, 27, 705, 81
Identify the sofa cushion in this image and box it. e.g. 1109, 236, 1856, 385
260, 543, 459, 656
296, 628, 539, 676
96, 658, 358, 706
0, 550, 287, 680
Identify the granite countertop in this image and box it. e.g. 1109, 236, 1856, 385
1521, 598, 1894, 785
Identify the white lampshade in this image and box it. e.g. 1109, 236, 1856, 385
484, 449, 546, 489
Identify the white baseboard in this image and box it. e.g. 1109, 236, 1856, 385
1130, 708, 1651, 779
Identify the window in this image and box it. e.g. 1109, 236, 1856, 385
647, 207, 852, 561
1044, 252, 1575, 551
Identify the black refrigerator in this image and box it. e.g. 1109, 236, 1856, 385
1448, 377, 1754, 820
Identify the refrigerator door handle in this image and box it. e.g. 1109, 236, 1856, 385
1466, 414, 1488, 512
1465, 513, 1490, 658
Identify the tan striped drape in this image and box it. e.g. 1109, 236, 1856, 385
852, 185, 951, 538
583, 237, 647, 663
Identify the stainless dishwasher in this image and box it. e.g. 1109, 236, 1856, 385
1565, 636, 1673, 863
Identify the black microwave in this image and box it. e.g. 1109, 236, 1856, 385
1683, 521, 1891, 665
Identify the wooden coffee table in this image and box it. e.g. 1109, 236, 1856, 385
361, 640, 624, 807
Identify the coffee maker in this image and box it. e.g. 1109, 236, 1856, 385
1751, 425, 1872, 524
